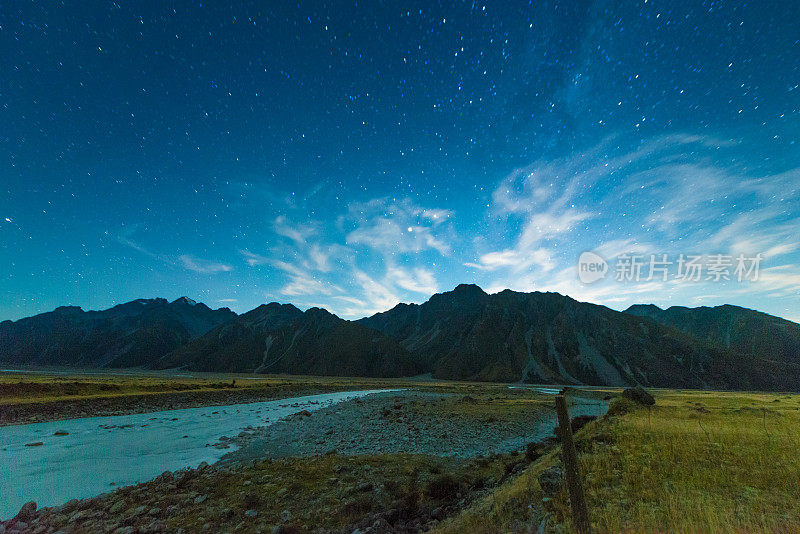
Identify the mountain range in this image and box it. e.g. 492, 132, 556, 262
1, 285, 798, 390
0, 297, 235, 368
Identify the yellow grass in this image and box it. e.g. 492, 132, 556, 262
0, 368, 517, 406
436, 389, 800, 534
0, 371, 350, 405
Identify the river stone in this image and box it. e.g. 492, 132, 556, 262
69, 510, 89, 522
109, 500, 125, 514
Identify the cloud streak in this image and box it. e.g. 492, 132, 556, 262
344, 198, 454, 256
179, 255, 233, 274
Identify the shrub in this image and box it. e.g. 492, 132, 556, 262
525, 441, 541, 462
425, 473, 462, 501
606, 396, 640, 416
344, 493, 374, 515
622, 386, 655, 406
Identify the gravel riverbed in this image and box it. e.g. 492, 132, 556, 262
223, 389, 607, 464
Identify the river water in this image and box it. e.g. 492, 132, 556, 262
0, 389, 394, 519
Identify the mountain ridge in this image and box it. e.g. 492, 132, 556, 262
625, 302, 800, 369
0, 297, 235, 368
1, 287, 798, 391
156, 303, 421, 377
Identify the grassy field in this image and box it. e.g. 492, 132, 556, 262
0, 369, 407, 404
436, 388, 800, 533
0, 369, 522, 406
0, 368, 532, 425
0, 369, 396, 425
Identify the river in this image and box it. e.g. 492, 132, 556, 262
0, 389, 394, 519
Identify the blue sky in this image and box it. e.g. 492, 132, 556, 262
1, 1, 799, 322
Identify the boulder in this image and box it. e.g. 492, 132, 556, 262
622, 386, 655, 406
537, 465, 563, 496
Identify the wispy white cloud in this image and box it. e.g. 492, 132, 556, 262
242, 216, 347, 299
270, 259, 340, 297
179, 255, 233, 274
388, 266, 438, 294
274, 215, 317, 245
240, 249, 269, 266
754, 264, 800, 297
337, 270, 401, 317
344, 198, 454, 256
466, 248, 555, 273
308, 244, 331, 272
119, 228, 235, 277
472, 133, 800, 320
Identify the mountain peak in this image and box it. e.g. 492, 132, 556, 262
625, 303, 663, 313
423, 283, 489, 312
451, 283, 487, 295
171, 296, 197, 306
241, 302, 303, 325
53, 305, 83, 314
304, 306, 339, 322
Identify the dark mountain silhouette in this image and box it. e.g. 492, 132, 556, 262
2, 286, 798, 390
625, 303, 800, 381
358, 285, 800, 390
156, 302, 421, 377
0, 298, 235, 368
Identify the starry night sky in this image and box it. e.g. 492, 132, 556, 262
1, 1, 799, 322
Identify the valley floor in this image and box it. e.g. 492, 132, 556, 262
0, 369, 433, 426
2, 369, 799, 533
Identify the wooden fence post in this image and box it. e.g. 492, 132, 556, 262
555, 393, 591, 534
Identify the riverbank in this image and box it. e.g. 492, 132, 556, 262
2, 386, 605, 532
0, 390, 396, 519
0, 370, 417, 426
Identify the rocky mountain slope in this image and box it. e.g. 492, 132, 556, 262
625, 303, 800, 378
156, 303, 421, 377
359, 284, 798, 390
0, 297, 235, 368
